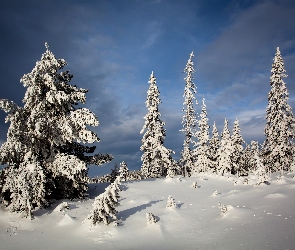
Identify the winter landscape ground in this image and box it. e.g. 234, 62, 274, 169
1, 172, 294, 250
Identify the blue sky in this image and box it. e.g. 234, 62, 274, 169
1, 0, 295, 176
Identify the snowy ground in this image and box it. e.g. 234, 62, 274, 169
1, 172, 295, 250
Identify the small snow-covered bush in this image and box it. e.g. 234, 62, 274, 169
212, 190, 220, 196
218, 202, 228, 214
146, 212, 157, 224
192, 181, 198, 188
166, 195, 177, 208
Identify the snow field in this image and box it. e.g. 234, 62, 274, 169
1, 173, 295, 249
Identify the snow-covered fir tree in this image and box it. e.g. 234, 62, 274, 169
110, 163, 119, 183
264, 47, 295, 173
217, 119, 233, 176
193, 97, 209, 176
230, 118, 245, 175
166, 162, 180, 178
119, 161, 129, 181
0, 43, 112, 215
253, 150, 269, 185
239, 143, 251, 176
179, 52, 198, 177
207, 122, 220, 174
140, 72, 175, 178
87, 176, 121, 226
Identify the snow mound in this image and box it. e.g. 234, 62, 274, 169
57, 214, 75, 226
265, 193, 286, 198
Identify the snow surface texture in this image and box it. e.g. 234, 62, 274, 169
1, 172, 294, 250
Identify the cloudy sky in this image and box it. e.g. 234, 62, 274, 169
1, 0, 295, 176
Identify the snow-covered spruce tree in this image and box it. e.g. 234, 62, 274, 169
264, 47, 295, 173
140, 72, 175, 178
87, 176, 121, 226
208, 122, 220, 174
119, 161, 129, 181
239, 143, 251, 176
179, 52, 198, 177
0, 43, 112, 214
110, 163, 119, 183
230, 118, 245, 175
193, 97, 209, 176
217, 119, 233, 176
253, 150, 269, 185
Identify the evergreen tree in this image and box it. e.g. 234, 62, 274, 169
0, 43, 112, 215
231, 118, 245, 175
193, 97, 209, 176
110, 163, 119, 183
264, 47, 295, 173
119, 161, 129, 181
140, 72, 174, 178
87, 176, 121, 225
253, 150, 269, 185
208, 122, 220, 174
179, 52, 198, 177
217, 119, 233, 176
239, 143, 251, 176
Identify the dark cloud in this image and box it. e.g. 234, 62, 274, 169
1, 0, 295, 176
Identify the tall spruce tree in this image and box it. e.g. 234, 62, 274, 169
217, 118, 233, 176
140, 72, 174, 178
208, 122, 220, 174
193, 97, 209, 176
231, 118, 245, 175
180, 52, 198, 177
0, 43, 112, 216
264, 47, 295, 173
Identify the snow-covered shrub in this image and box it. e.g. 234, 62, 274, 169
192, 181, 198, 188
218, 202, 228, 215
146, 212, 158, 224
180, 52, 198, 177
87, 177, 121, 225
140, 72, 175, 178
1, 156, 48, 219
212, 190, 220, 196
166, 195, 177, 208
